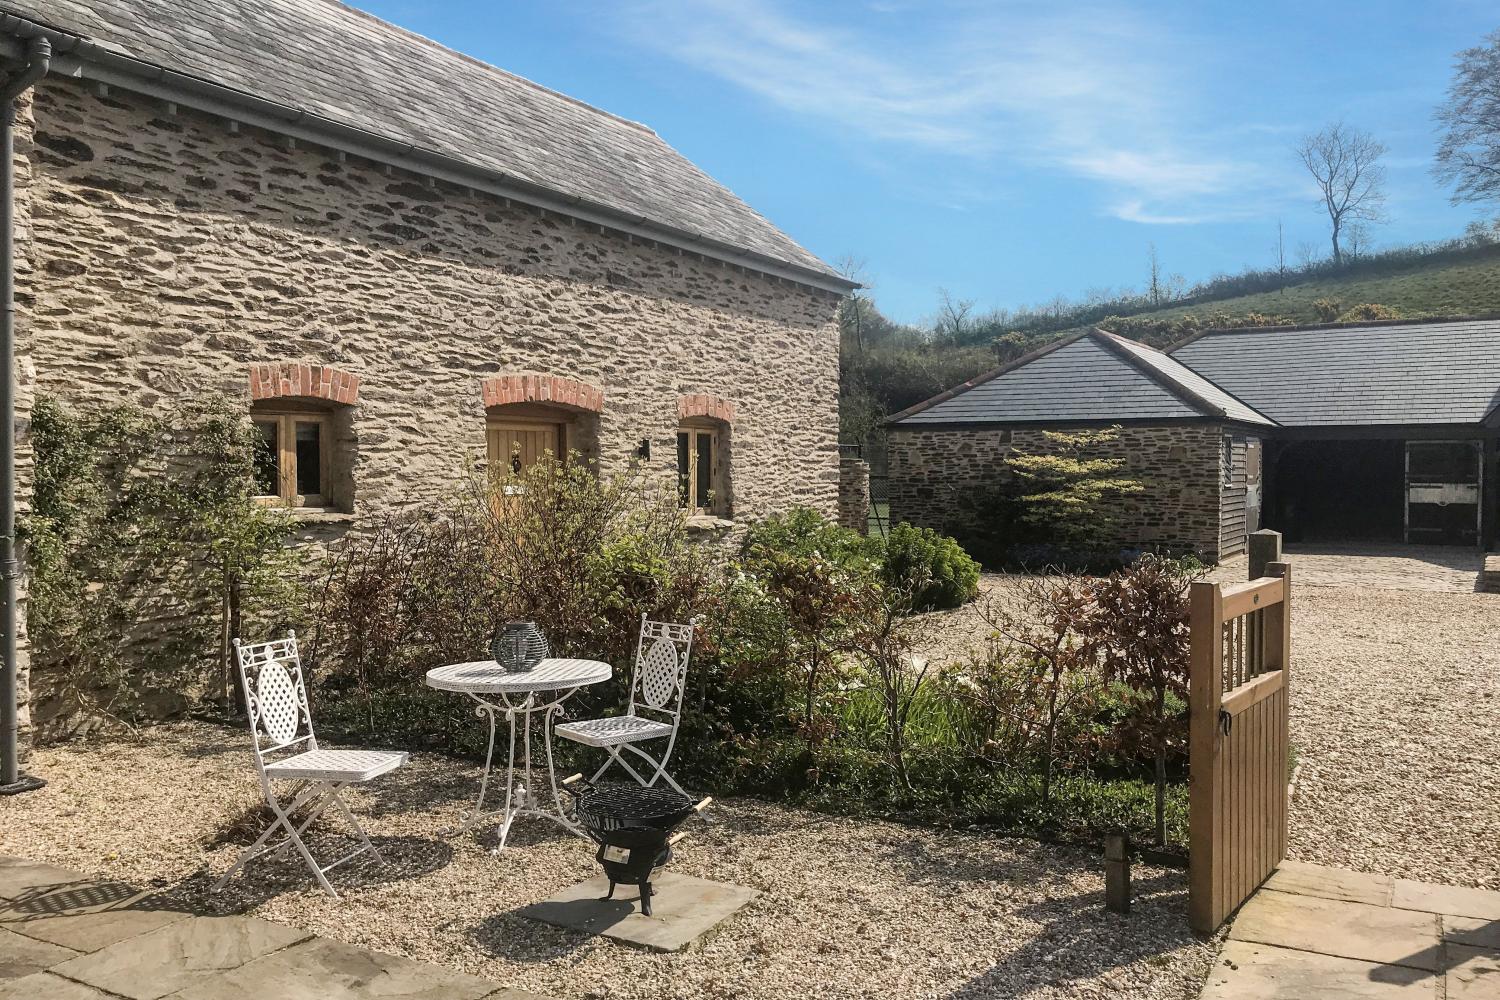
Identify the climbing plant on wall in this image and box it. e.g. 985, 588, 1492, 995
23, 395, 304, 733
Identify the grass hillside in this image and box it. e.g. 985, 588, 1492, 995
842, 241, 1500, 459
1109, 243, 1500, 329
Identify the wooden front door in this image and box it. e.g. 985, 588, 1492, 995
487, 420, 562, 474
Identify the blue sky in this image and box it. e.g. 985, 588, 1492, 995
357, 0, 1497, 325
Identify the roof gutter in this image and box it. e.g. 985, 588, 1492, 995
0, 27, 856, 295
0, 22, 58, 796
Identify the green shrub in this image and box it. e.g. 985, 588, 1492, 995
740, 506, 880, 571
309, 457, 712, 733
1336, 302, 1401, 322
311, 485, 1193, 848
1312, 296, 1343, 321
881, 522, 980, 611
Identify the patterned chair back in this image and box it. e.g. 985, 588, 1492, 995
626, 614, 697, 723
233, 631, 317, 774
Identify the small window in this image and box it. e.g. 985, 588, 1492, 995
252, 409, 330, 508
1222, 435, 1236, 488
677, 424, 724, 514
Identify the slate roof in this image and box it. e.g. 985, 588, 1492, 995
1097, 331, 1271, 425
888, 329, 1274, 427
1169, 319, 1500, 427
0, 0, 847, 286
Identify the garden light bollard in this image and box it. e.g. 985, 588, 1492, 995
1104, 834, 1131, 914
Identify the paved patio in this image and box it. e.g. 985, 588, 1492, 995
0, 855, 548, 1000
1200, 860, 1500, 998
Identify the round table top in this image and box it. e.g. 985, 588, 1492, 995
424, 657, 612, 694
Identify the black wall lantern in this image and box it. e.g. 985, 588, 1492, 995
636, 438, 651, 460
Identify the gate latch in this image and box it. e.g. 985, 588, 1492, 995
1218, 709, 1233, 736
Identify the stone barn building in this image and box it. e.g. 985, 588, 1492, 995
887, 319, 1500, 562
0, 1, 853, 736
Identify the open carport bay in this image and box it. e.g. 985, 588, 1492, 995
1268, 439, 1406, 544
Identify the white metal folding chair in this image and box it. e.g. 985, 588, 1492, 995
555, 615, 696, 796
213, 631, 408, 899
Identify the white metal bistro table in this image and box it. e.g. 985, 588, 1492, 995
425, 657, 611, 852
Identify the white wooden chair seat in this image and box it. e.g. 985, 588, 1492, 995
265, 748, 409, 782
555, 715, 671, 748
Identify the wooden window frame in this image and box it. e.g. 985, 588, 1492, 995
252, 409, 332, 509
677, 421, 725, 515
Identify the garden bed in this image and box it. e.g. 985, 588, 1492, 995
2, 722, 1216, 1000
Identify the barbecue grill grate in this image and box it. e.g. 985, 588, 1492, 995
572, 783, 694, 832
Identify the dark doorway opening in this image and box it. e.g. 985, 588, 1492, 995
1269, 439, 1404, 543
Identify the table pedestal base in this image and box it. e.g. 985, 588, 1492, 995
443, 688, 588, 853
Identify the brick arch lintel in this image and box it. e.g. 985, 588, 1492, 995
482, 374, 604, 413
678, 393, 736, 424
249, 362, 360, 404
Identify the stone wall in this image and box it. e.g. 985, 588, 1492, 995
13, 78, 843, 733
837, 456, 870, 534
886, 427, 1014, 539
887, 423, 1229, 559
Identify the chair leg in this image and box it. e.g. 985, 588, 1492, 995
214, 782, 340, 899
214, 782, 324, 890
272, 784, 337, 860
599, 745, 652, 787
621, 741, 687, 796
328, 786, 384, 865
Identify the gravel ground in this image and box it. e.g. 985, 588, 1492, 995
912, 574, 1010, 669
1, 722, 1214, 1000
1277, 585, 1500, 889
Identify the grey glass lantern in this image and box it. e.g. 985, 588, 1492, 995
491, 620, 549, 673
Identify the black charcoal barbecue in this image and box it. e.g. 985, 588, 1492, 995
563, 776, 710, 915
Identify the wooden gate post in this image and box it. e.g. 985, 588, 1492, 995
1187, 579, 1224, 934
1248, 529, 1283, 580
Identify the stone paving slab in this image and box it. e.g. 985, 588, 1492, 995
0, 971, 111, 999
0, 878, 189, 953
1393, 879, 1500, 921
0, 857, 91, 902
1200, 940, 1436, 999
1205, 863, 1500, 999
51, 915, 310, 1000
1229, 889, 1442, 971
0, 858, 550, 1000
1444, 915, 1500, 951
1263, 859, 1393, 907
1446, 943, 1500, 999
519, 872, 760, 953
0, 926, 78, 983
169, 936, 514, 1000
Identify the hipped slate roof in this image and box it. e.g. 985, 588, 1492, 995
1169, 318, 1500, 426
0, 0, 850, 289
888, 329, 1274, 427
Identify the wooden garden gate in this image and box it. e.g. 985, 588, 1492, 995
1187, 561, 1292, 933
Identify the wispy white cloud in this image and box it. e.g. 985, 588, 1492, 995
607, 0, 1296, 225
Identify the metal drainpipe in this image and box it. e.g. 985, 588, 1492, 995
0, 35, 51, 795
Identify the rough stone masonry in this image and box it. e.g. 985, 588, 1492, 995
10, 77, 844, 735
886, 423, 1228, 558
